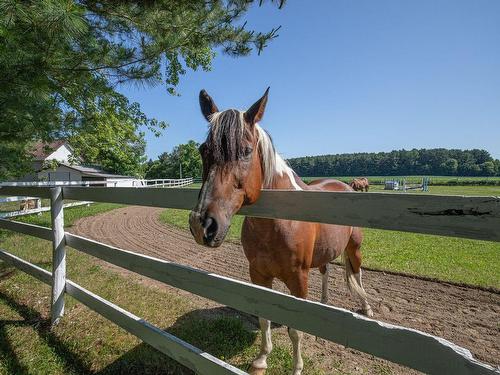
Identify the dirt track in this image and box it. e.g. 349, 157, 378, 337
70, 206, 500, 373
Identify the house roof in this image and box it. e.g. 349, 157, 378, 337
60, 164, 134, 179
32, 140, 71, 160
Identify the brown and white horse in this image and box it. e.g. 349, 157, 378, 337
189, 89, 372, 375
350, 177, 370, 192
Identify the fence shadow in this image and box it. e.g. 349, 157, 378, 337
96, 306, 258, 375
0, 290, 92, 375
0, 281, 281, 375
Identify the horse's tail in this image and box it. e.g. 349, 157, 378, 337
343, 252, 368, 301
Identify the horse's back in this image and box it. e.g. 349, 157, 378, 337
305, 178, 356, 267
307, 178, 353, 192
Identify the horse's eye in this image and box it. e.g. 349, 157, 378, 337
243, 146, 253, 158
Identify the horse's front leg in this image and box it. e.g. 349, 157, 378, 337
249, 267, 273, 375
286, 270, 309, 375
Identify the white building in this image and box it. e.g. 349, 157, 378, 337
22, 141, 141, 186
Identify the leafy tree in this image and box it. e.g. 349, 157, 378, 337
440, 158, 458, 175
480, 161, 496, 176
68, 96, 148, 177
146, 140, 202, 179
0, 0, 284, 179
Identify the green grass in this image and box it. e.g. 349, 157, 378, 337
0, 203, 323, 374
160, 185, 500, 288
188, 180, 499, 196
367, 184, 500, 196
303, 176, 500, 186
361, 229, 499, 287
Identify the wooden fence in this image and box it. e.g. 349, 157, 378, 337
0, 185, 498, 375
0, 178, 193, 218
139, 177, 194, 188
0, 177, 193, 188
0, 195, 91, 219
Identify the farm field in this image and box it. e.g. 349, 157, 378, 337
303, 176, 500, 185
160, 184, 500, 288
368, 184, 500, 196
160, 209, 500, 288
188, 181, 500, 195
1, 195, 499, 374
0, 204, 312, 374
0, 204, 326, 374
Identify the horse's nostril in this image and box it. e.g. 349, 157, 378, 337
203, 216, 218, 242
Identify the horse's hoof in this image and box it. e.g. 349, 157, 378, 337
249, 366, 267, 375
363, 306, 374, 317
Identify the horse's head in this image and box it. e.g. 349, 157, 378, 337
189, 88, 271, 247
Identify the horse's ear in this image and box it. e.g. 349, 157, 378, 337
244, 87, 270, 125
199, 89, 219, 122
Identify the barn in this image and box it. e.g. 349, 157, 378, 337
20, 140, 141, 186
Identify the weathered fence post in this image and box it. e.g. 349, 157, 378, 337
50, 187, 66, 325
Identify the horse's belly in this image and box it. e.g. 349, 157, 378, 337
242, 217, 317, 277
311, 224, 351, 268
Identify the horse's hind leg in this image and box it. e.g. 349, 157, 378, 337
249, 267, 273, 374
319, 263, 329, 305
344, 227, 373, 317
285, 270, 308, 375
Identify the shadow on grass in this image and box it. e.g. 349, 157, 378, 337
97, 307, 258, 375
0, 319, 31, 374
0, 290, 92, 375
0, 289, 258, 375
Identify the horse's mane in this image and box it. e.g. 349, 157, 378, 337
208, 109, 289, 188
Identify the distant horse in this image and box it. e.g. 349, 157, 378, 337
20, 199, 37, 211
350, 177, 369, 192
189, 89, 372, 375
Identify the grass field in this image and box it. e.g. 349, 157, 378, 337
1, 185, 498, 374
368, 184, 500, 196
160, 184, 500, 288
186, 181, 500, 196
0, 204, 322, 374
303, 176, 500, 186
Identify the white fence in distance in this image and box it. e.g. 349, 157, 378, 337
0, 177, 193, 188
139, 178, 194, 188
0, 185, 498, 375
0, 178, 193, 218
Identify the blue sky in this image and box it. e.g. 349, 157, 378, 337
119, 0, 500, 160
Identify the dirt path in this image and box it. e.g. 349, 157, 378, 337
70, 206, 500, 373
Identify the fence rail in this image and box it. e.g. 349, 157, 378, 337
0, 177, 193, 188
57, 187, 500, 242
0, 178, 193, 219
140, 178, 194, 188
0, 185, 498, 374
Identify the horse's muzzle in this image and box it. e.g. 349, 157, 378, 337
189, 211, 224, 247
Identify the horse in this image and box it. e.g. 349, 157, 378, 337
349, 177, 369, 192
20, 199, 37, 211
189, 89, 372, 375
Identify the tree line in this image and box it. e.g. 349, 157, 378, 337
287, 149, 500, 177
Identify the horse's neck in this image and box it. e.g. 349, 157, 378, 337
269, 165, 306, 191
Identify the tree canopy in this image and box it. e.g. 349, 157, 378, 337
0, 0, 284, 180
145, 140, 202, 179
287, 149, 500, 177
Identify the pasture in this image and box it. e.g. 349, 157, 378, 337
303, 176, 500, 186
160, 184, 500, 288
0, 204, 322, 374
0, 184, 498, 375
